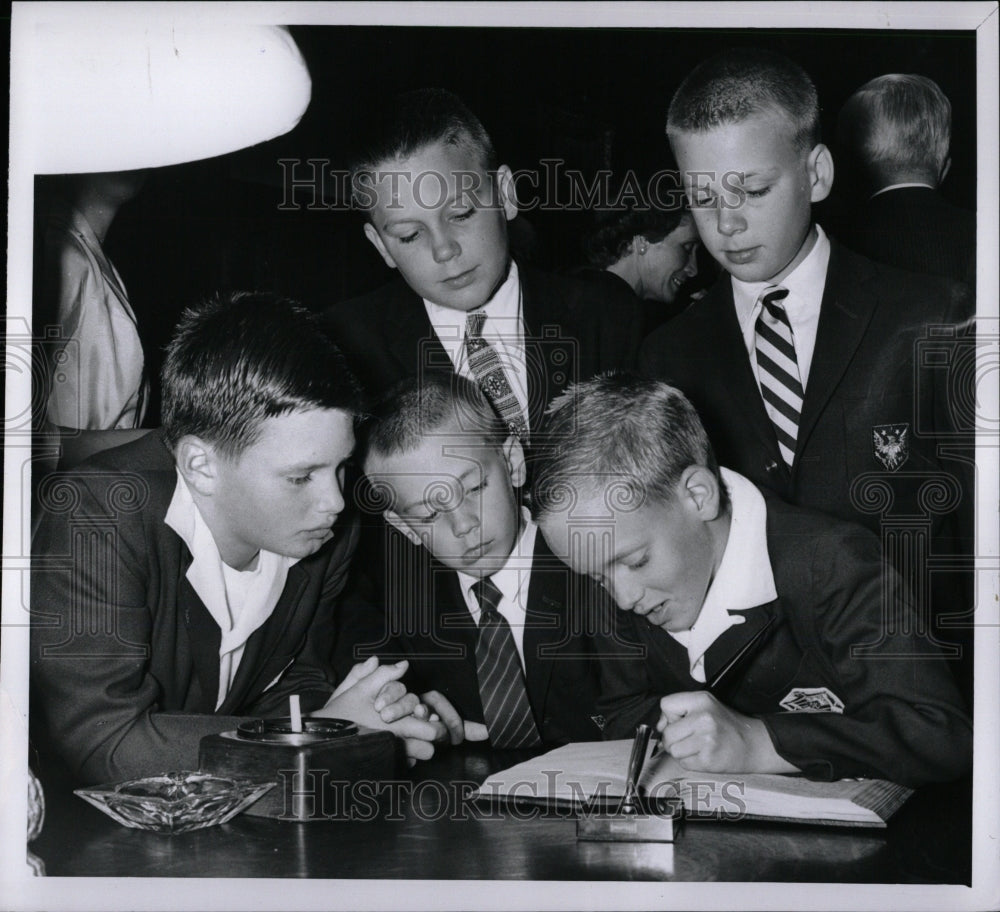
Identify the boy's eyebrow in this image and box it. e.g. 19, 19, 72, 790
399, 465, 480, 515
277, 459, 332, 474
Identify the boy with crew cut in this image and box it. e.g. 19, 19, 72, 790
531, 374, 971, 787
347, 372, 612, 747
30, 293, 444, 785
639, 48, 975, 696
325, 88, 643, 440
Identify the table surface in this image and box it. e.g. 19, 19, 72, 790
30, 744, 971, 883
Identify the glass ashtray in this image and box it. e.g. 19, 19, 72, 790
74, 770, 275, 834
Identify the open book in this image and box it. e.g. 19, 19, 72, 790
475, 740, 913, 828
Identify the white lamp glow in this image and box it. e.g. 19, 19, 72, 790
27, 23, 312, 173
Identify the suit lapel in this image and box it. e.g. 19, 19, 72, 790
701, 603, 777, 692
522, 535, 566, 715
796, 242, 878, 457
519, 265, 575, 431
385, 283, 453, 378
433, 564, 483, 709
705, 281, 785, 466
220, 563, 309, 711
175, 548, 222, 710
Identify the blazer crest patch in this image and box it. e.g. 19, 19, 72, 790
872, 423, 909, 471
779, 687, 845, 714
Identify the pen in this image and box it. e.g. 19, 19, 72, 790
650, 615, 775, 758
622, 723, 653, 812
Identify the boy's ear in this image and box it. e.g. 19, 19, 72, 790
495, 164, 519, 222
677, 465, 723, 522
501, 434, 527, 489
384, 509, 423, 547
175, 435, 219, 497
806, 143, 835, 204
363, 222, 398, 270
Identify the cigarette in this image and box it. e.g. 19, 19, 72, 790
289, 694, 303, 733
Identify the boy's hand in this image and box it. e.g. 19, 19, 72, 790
656, 691, 798, 774
315, 658, 446, 763
419, 690, 491, 745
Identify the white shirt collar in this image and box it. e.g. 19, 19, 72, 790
667, 468, 777, 681
871, 182, 935, 199
731, 224, 831, 387
458, 506, 536, 618
164, 471, 299, 706
424, 259, 521, 350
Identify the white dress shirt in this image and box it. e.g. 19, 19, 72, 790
164, 471, 299, 708
667, 468, 778, 682
456, 508, 537, 669
424, 260, 530, 431
732, 224, 831, 389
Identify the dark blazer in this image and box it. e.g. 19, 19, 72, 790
337, 528, 616, 745
30, 432, 359, 784
639, 241, 975, 692
594, 493, 972, 787
841, 187, 975, 286
323, 262, 644, 429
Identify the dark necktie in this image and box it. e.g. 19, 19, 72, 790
754, 286, 802, 469
472, 576, 541, 748
464, 310, 527, 440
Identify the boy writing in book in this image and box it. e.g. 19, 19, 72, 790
30, 293, 444, 784
639, 49, 975, 697
531, 373, 971, 787
349, 372, 610, 747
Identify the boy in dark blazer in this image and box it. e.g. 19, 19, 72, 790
348, 373, 612, 747
30, 294, 444, 784
325, 88, 643, 439
639, 49, 975, 695
532, 374, 971, 788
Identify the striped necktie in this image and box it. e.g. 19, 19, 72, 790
464, 310, 527, 440
472, 576, 541, 748
754, 286, 802, 469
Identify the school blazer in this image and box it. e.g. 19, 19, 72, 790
594, 493, 973, 788
30, 432, 359, 784
639, 240, 974, 555
323, 261, 644, 429
337, 529, 611, 745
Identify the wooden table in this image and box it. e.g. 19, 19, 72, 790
30, 745, 971, 882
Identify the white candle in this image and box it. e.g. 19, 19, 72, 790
289, 694, 302, 733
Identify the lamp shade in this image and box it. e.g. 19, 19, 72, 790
27, 22, 311, 173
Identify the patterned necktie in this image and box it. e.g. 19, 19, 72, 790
472, 576, 541, 748
754, 286, 802, 469
464, 311, 528, 440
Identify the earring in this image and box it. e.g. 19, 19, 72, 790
636, 238, 648, 255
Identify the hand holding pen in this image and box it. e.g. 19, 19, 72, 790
649, 617, 798, 775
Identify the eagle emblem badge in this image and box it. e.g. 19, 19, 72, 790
872, 423, 909, 471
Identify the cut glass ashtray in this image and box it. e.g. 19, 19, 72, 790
74, 770, 275, 834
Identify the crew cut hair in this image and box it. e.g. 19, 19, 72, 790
349, 87, 498, 215
837, 74, 951, 183
161, 292, 362, 458
667, 48, 821, 152
531, 372, 728, 520
359, 372, 508, 468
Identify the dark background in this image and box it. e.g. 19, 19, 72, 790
70, 25, 976, 424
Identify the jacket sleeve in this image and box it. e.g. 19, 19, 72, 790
30, 469, 248, 784
592, 609, 662, 739
761, 527, 973, 787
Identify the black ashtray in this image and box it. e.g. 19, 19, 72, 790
236, 717, 359, 746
